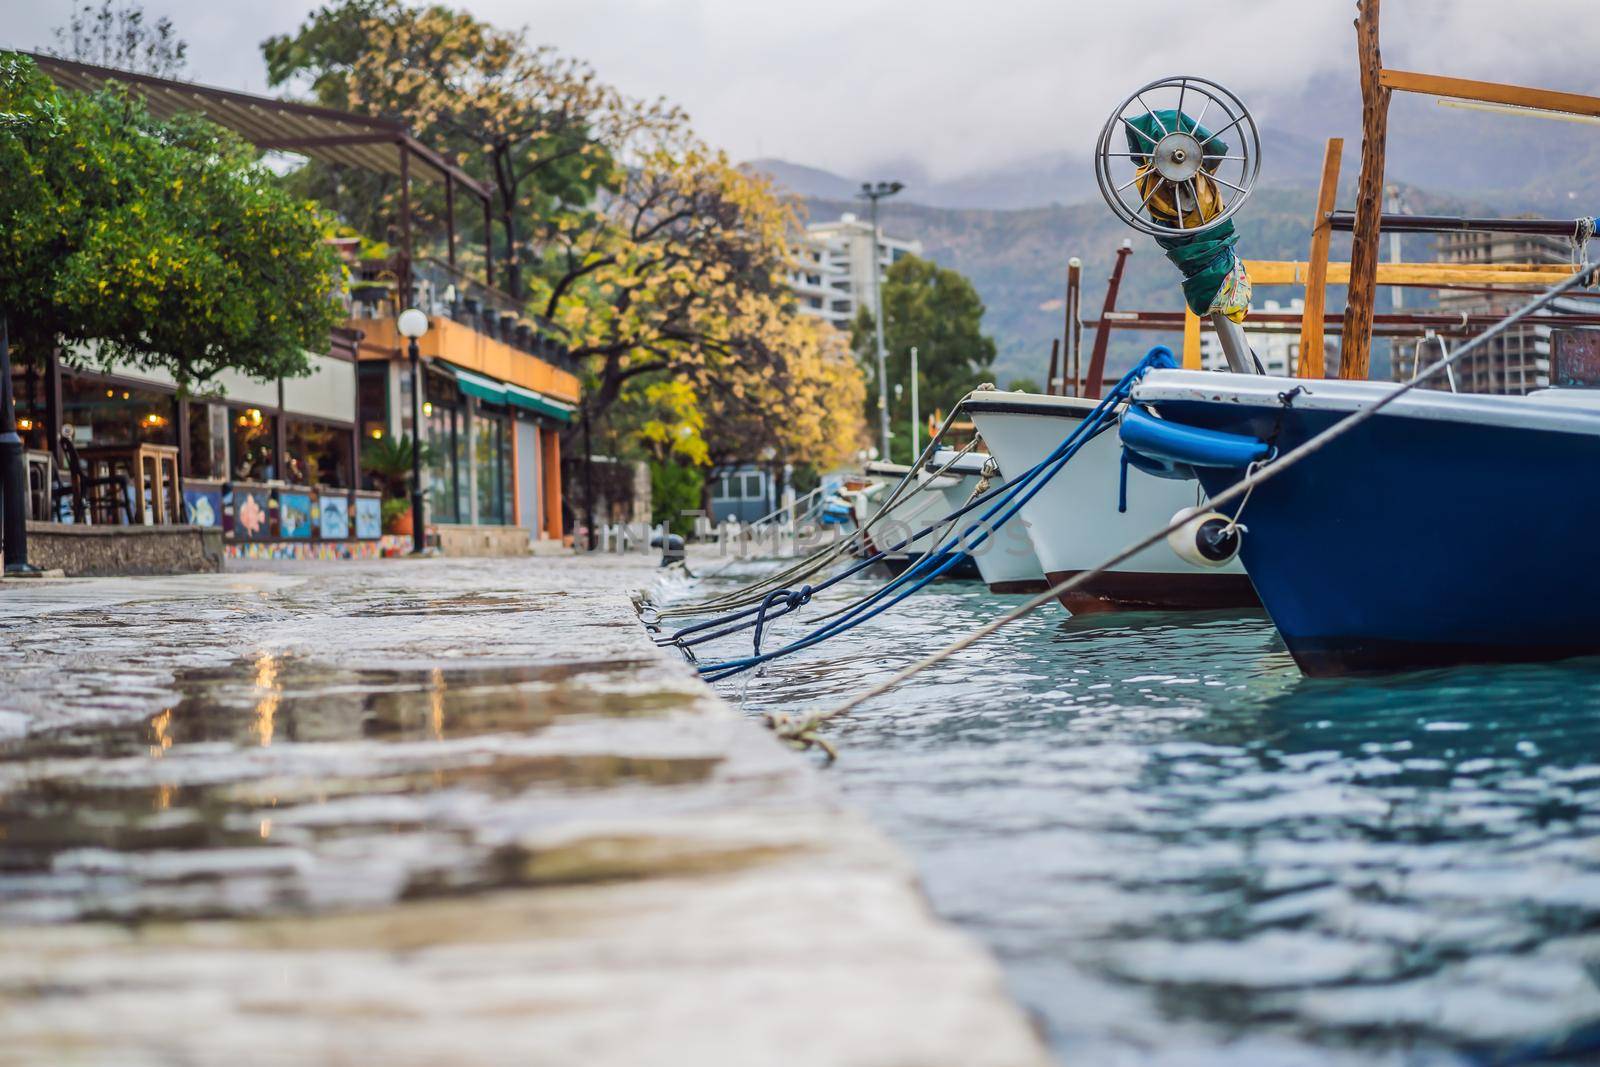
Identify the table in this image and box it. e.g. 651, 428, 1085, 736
78, 444, 182, 525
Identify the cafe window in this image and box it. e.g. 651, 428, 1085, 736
425, 375, 464, 523
229, 406, 277, 482
187, 402, 228, 479
474, 405, 513, 526
357, 360, 390, 443
61, 375, 177, 449
9, 356, 48, 451
285, 418, 353, 488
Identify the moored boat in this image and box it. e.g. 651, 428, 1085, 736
967, 389, 1258, 613
926, 448, 1048, 593
1126, 368, 1600, 674
854, 461, 981, 580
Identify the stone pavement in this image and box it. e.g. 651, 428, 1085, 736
0, 554, 1053, 1067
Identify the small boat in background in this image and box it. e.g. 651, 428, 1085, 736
1126, 368, 1600, 674
967, 390, 1258, 613
926, 449, 1048, 594
855, 461, 981, 580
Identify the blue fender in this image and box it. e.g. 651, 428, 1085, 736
1119, 405, 1271, 471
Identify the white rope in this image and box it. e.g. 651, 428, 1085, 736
809, 263, 1599, 728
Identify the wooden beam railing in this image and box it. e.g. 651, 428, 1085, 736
1248, 260, 1576, 287
1380, 68, 1600, 119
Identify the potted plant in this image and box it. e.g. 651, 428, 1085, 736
360, 434, 434, 535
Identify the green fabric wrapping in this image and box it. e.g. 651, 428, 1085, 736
1123, 110, 1241, 316
1158, 222, 1241, 316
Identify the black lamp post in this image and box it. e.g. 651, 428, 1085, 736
397, 307, 430, 555
0, 318, 41, 576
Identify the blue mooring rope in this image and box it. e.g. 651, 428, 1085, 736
680, 346, 1179, 681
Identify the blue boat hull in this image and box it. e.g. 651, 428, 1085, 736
1147, 396, 1600, 675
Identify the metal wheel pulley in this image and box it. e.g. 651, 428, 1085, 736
1093, 75, 1261, 238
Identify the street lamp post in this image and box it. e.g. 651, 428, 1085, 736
858, 180, 903, 460
0, 318, 40, 576
397, 308, 430, 556
909, 345, 920, 460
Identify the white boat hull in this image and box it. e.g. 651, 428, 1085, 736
965, 392, 1257, 613
926, 452, 1047, 593
854, 461, 974, 575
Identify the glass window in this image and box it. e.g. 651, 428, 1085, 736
471, 405, 515, 526
10, 355, 48, 451
453, 405, 470, 522
61, 375, 177, 450
357, 360, 389, 442
744, 472, 763, 499
187, 402, 228, 479
425, 374, 463, 524
496, 412, 508, 524
229, 406, 277, 482
285, 418, 353, 488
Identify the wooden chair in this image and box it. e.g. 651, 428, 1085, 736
53, 430, 135, 525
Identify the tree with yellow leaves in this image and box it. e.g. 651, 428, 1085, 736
265, 0, 867, 526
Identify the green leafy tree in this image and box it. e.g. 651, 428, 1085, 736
0, 53, 344, 385
852, 254, 997, 463
1006, 377, 1042, 393
649, 460, 702, 536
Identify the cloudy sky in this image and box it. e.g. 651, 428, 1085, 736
8, 0, 1599, 180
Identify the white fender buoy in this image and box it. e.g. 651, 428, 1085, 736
1167, 507, 1242, 568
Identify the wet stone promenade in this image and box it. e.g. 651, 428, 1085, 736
0, 556, 1050, 1067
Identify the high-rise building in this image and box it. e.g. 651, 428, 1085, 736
1393, 230, 1576, 393
790, 213, 923, 329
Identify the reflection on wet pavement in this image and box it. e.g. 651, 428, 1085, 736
0, 560, 748, 923
0, 556, 1055, 1067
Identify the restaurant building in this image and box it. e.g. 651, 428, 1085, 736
21, 53, 578, 559
347, 255, 577, 548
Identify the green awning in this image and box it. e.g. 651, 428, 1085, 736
504, 383, 575, 424
449, 366, 507, 405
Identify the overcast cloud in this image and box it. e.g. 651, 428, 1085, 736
7, 0, 1600, 179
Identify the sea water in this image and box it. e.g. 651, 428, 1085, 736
689, 573, 1600, 1066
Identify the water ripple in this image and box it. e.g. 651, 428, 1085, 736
686, 574, 1600, 1064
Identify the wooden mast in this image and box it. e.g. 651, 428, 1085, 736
1298, 138, 1343, 378
1339, 0, 1389, 380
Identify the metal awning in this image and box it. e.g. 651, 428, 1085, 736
448, 367, 507, 405
505, 383, 574, 424
25, 51, 491, 198
442, 367, 573, 424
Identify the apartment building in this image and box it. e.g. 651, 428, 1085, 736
790, 214, 923, 329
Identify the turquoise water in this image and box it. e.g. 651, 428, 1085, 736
689, 574, 1600, 1066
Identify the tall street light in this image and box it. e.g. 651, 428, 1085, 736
396, 307, 430, 556
858, 180, 903, 460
